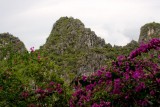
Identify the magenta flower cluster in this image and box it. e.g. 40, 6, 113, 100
30, 47, 35, 52
69, 38, 160, 107
129, 38, 160, 59
21, 81, 63, 106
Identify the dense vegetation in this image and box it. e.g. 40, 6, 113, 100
0, 17, 160, 106
70, 38, 160, 107
0, 47, 71, 106
0, 37, 159, 106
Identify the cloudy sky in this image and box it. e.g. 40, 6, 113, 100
0, 0, 160, 50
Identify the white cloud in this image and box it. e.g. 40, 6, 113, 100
0, 0, 160, 50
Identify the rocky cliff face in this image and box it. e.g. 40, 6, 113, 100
41, 17, 106, 77
42, 17, 105, 53
40, 18, 160, 82
139, 22, 160, 43
0, 33, 27, 60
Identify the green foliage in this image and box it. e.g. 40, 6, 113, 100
0, 49, 71, 106
0, 70, 24, 106
1, 18, 159, 106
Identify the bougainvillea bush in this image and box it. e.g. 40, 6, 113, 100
0, 47, 71, 107
0, 70, 69, 106
0, 38, 159, 107
70, 38, 160, 107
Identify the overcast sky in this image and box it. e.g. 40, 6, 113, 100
0, 0, 160, 50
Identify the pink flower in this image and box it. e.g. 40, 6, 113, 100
100, 100, 111, 106
30, 47, 34, 52
35, 88, 44, 94
113, 78, 121, 94
156, 78, 160, 84
57, 84, 61, 88
45, 88, 53, 93
124, 73, 130, 80
138, 99, 148, 106
38, 53, 41, 60
117, 55, 126, 61
135, 82, 145, 92
49, 81, 54, 86
57, 88, 63, 94
125, 95, 129, 99
97, 70, 102, 76
132, 70, 142, 79
150, 54, 154, 58
92, 103, 100, 107
82, 75, 87, 81
150, 90, 155, 96
86, 84, 94, 91
106, 72, 112, 78
21, 91, 29, 99
101, 67, 105, 71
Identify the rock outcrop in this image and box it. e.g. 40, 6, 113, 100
139, 22, 160, 43
41, 17, 106, 77
0, 33, 27, 60
40, 18, 160, 82
42, 17, 105, 53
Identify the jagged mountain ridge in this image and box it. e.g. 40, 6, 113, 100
40, 17, 160, 78
40, 17, 106, 78
0, 18, 160, 107
0, 17, 159, 81
41, 17, 105, 54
